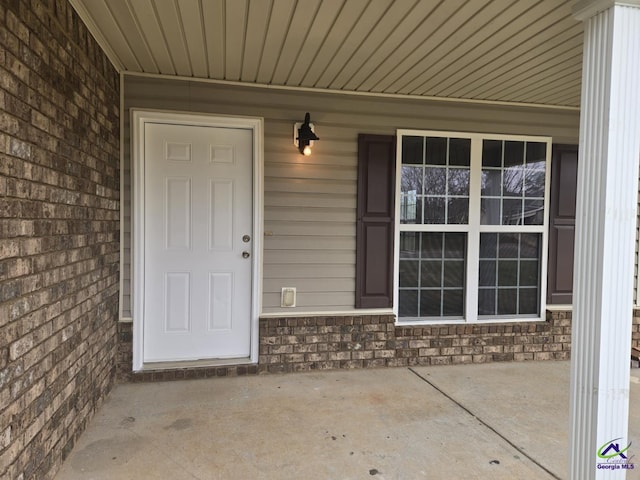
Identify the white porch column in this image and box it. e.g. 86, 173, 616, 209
570, 1, 640, 478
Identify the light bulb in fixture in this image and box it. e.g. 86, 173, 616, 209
294, 113, 319, 155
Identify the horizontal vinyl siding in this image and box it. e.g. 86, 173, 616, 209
123, 74, 580, 314
263, 122, 356, 303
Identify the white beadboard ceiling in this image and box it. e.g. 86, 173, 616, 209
70, 0, 583, 108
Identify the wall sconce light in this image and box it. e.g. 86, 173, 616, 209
294, 112, 319, 156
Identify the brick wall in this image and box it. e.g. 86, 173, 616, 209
258, 311, 573, 372
0, 1, 120, 479
118, 310, 640, 381
633, 308, 640, 348
119, 310, 578, 380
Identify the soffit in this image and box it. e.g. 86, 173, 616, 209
70, 0, 583, 108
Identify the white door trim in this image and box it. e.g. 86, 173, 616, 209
131, 109, 263, 372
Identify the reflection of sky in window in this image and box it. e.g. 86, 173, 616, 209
481, 159, 546, 225
524, 161, 546, 197
481, 161, 545, 197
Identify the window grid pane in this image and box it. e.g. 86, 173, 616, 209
398, 232, 467, 319
401, 136, 471, 225
478, 233, 542, 317
480, 140, 546, 225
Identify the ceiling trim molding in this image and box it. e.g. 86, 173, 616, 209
69, 0, 125, 72
123, 71, 581, 112
573, 0, 640, 20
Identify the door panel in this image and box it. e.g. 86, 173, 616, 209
209, 272, 233, 331
165, 177, 191, 249
143, 123, 253, 362
165, 272, 190, 332
210, 179, 234, 250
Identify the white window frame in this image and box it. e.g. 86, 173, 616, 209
394, 129, 552, 325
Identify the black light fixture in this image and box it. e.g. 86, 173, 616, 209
295, 112, 319, 156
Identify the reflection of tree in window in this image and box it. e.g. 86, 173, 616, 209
400, 165, 422, 223
398, 132, 550, 323
401, 190, 417, 223
481, 140, 546, 226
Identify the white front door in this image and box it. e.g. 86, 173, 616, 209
143, 122, 253, 363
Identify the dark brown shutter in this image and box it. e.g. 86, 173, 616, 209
547, 144, 578, 304
355, 134, 396, 308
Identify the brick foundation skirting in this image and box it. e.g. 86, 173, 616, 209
258, 311, 572, 373
118, 309, 640, 382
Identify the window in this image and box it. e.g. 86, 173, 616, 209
395, 131, 551, 323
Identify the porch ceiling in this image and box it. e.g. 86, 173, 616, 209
70, 0, 583, 108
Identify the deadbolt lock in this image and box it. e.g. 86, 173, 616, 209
242, 234, 251, 243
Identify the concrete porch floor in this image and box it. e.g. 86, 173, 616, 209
55, 361, 640, 480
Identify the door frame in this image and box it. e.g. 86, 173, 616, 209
131, 109, 263, 371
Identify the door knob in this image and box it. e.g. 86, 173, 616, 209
242, 251, 250, 258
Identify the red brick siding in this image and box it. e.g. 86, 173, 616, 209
0, 1, 119, 479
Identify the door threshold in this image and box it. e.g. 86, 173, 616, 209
141, 356, 253, 371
